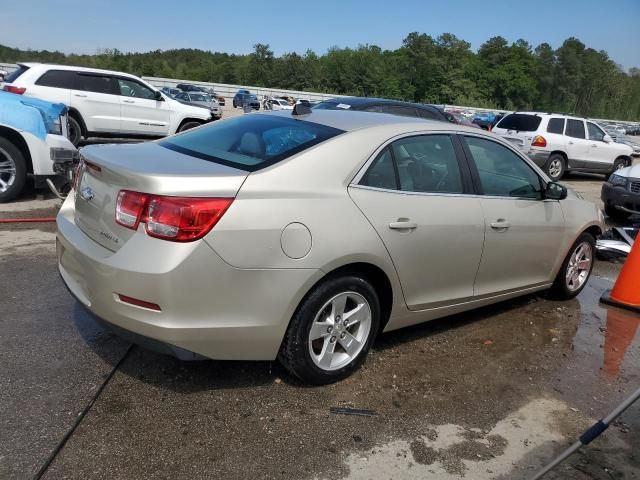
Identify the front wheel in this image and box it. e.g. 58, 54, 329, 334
278, 275, 380, 385
0, 137, 27, 203
545, 154, 565, 181
178, 121, 201, 132
549, 233, 595, 300
68, 116, 83, 147
610, 157, 628, 176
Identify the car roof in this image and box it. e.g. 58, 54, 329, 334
19, 62, 146, 81
257, 109, 477, 134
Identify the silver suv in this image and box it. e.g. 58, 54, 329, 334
492, 113, 633, 181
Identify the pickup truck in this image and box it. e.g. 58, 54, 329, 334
0, 91, 77, 202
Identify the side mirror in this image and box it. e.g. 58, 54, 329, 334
603, 134, 613, 143
545, 181, 567, 200
154, 91, 164, 101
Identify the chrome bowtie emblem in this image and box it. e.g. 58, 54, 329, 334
79, 186, 95, 201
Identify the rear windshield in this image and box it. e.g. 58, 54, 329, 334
495, 114, 542, 132
160, 114, 344, 172
4, 66, 29, 83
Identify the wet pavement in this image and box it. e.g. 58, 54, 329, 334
1, 181, 639, 479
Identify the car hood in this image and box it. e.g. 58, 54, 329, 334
616, 163, 640, 178
0, 91, 66, 140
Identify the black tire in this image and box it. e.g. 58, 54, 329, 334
605, 204, 631, 221
545, 153, 566, 181
278, 275, 381, 385
232, 100, 238, 108
610, 157, 628, 176
0, 137, 27, 203
549, 232, 596, 300
68, 116, 83, 147
178, 120, 201, 132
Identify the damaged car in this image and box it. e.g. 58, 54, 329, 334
601, 163, 640, 221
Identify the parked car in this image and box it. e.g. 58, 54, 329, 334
174, 91, 222, 119
492, 112, 634, 181
175, 83, 226, 106
443, 111, 480, 128
269, 98, 293, 111
0, 91, 77, 201
312, 97, 449, 123
601, 164, 640, 221
57, 109, 602, 384
232, 89, 260, 109
0, 69, 6, 82
160, 87, 181, 98
3, 63, 214, 146
472, 112, 502, 130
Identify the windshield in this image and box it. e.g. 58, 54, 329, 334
190, 93, 209, 102
160, 114, 344, 172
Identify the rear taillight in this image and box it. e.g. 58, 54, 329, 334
3, 86, 26, 95
72, 160, 84, 191
115, 190, 233, 242
531, 135, 547, 147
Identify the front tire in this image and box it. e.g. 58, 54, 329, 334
545, 154, 566, 181
278, 275, 380, 385
549, 233, 595, 300
0, 138, 27, 203
68, 116, 83, 147
178, 120, 202, 132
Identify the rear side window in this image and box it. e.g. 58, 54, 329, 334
547, 118, 565, 134
5, 66, 30, 83
495, 114, 542, 132
160, 115, 344, 172
361, 148, 397, 190
566, 119, 586, 139
386, 105, 419, 117
76, 74, 117, 94
417, 108, 442, 120
36, 70, 76, 89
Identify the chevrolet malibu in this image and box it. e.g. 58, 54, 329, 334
57, 110, 603, 384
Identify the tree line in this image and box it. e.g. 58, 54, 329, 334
2, 33, 640, 121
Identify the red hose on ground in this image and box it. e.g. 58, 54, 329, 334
0, 217, 57, 223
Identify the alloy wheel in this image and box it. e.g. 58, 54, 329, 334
548, 158, 563, 179
0, 146, 16, 193
566, 241, 593, 292
308, 291, 372, 371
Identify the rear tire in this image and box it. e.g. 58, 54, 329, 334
278, 275, 380, 385
605, 204, 631, 221
0, 137, 27, 203
549, 233, 595, 300
68, 116, 83, 147
545, 154, 565, 181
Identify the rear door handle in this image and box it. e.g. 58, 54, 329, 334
490, 220, 511, 230
389, 220, 417, 230
591, 144, 598, 147
74, 93, 87, 98
123, 99, 135, 104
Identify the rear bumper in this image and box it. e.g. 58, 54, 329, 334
527, 149, 550, 168
601, 182, 640, 214
56, 195, 323, 361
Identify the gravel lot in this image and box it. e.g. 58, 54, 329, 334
0, 124, 638, 479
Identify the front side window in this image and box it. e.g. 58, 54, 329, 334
117, 79, 156, 99
36, 70, 76, 89
465, 136, 542, 199
160, 115, 344, 172
587, 122, 606, 141
76, 74, 116, 94
566, 119, 586, 139
391, 135, 463, 193
547, 118, 565, 134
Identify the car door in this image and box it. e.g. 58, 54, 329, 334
586, 121, 615, 172
116, 77, 170, 136
72, 73, 120, 133
564, 119, 590, 168
461, 135, 566, 296
349, 134, 485, 310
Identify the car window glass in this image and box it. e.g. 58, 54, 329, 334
76, 74, 116, 94
419, 108, 441, 120
362, 105, 384, 113
35, 70, 76, 89
117, 78, 155, 99
465, 136, 542, 199
547, 118, 565, 134
191, 93, 207, 102
495, 114, 541, 131
587, 122, 605, 141
566, 119, 586, 139
387, 105, 419, 117
360, 148, 397, 190
391, 135, 462, 193
4, 65, 29, 83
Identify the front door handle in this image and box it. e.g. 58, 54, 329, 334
591, 144, 598, 147
123, 99, 135, 104
74, 93, 87, 98
568, 141, 574, 145
490, 219, 511, 230
389, 220, 417, 230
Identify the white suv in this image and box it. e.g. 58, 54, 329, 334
3, 63, 214, 146
492, 112, 633, 181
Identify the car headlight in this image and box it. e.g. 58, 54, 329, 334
49, 116, 63, 135
608, 174, 626, 187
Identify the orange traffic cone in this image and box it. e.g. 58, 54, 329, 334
603, 307, 640, 378
601, 233, 640, 313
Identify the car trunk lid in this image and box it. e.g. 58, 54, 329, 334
74, 141, 248, 252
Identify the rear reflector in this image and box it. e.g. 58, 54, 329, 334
115, 190, 233, 242
3, 86, 26, 95
531, 135, 547, 147
117, 293, 161, 311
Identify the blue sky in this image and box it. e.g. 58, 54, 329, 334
2, 0, 639, 70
